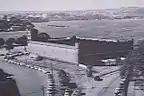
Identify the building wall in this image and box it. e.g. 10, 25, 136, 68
27, 41, 78, 64
78, 39, 133, 66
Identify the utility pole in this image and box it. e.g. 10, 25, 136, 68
41, 85, 45, 96
51, 62, 54, 78
44, 52, 46, 68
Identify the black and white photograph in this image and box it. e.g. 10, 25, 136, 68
0, 0, 144, 96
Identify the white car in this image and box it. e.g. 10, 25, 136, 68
26, 64, 31, 67
16, 62, 20, 65
4, 59, 8, 62
10, 60, 15, 64
121, 79, 126, 82
71, 89, 80, 96
119, 82, 124, 86
34, 66, 38, 70
20, 62, 25, 66
41, 69, 48, 73
30, 66, 34, 69
38, 68, 42, 71
7, 60, 11, 63
13, 61, 17, 64
64, 92, 70, 96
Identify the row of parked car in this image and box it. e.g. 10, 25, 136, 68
1, 51, 29, 59
63, 86, 81, 96
3, 57, 49, 74
1, 53, 58, 96
114, 78, 127, 96
46, 74, 56, 96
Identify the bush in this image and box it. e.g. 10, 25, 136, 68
6, 38, 15, 44
0, 38, 5, 46
58, 70, 70, 85
15, 35, 28, 46
38, 33, 50, 41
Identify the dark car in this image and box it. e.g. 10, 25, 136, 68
94, 76, 103, 81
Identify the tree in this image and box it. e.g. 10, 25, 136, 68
30, 28, 38, 41
0, 38, 5, 46
24, 21, 35, 30
0, 20, 10, 31
58, 70, 70, 85
16, 35, 28, 51
38, 33, 50, 41
5, 38, 15, 52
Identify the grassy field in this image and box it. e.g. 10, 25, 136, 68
1, 19, 144, 42
34, 19, 144, 42
0, 31, 27, 40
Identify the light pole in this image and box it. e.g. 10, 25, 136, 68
41, 85, 45, 96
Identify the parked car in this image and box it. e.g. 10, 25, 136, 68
94, 76, 103, 81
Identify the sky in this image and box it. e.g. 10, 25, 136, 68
0, 0, 144, 11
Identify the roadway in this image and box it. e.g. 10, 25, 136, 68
83, 72, 121, 96
0, 58, 47, 96
99, 75, 121, 96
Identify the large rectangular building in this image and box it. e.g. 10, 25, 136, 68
28, 33, 133, 66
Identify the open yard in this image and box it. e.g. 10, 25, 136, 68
34, 19, 144, 43
0, 31, 27, 40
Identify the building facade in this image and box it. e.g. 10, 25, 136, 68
28, 31, 134, 66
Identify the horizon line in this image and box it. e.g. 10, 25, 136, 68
0, 6, 143, 13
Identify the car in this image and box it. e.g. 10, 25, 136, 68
42, 69, 48, 73
34, 66, 38, 70
10, 60, 14, 64
64, 92, 70, 96
120, 82, 125, 86
121, 79, 126, 82
49, 84, 55, 86
30, 66, 34, 69
26, 64, 31, 67
71, 89, 80, 96
115, 93, 123, 96
35, 55, 43, 61
13, 61, 17, 64
4, 56, 7, 59
4, 59, 8, 62
8, 60, 12, 63
48, 80, 55, 83
94, 76, 103, 81
47, 79, 54, 82
6, 53, 12, 55
48, 88, 55, 91
48, 74, 53, 78
18, 53, 23, 55
0, 54, 5, 56
16, 62, 20, 65
20, 62, 25, 66
38, 68, 42, 71
24, 52, 29, 55
46, 90, 56, 94
48, 85, 55, 88
114, 88, 123, 95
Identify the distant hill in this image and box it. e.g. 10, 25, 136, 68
1, 7, 144, 21
40, 7, 144, 20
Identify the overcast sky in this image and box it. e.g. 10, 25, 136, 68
0, 0, 144, 11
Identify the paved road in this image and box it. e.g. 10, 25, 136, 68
83, 72, 120, 96
100, 76, 121, 96
0, 58, 47, 96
